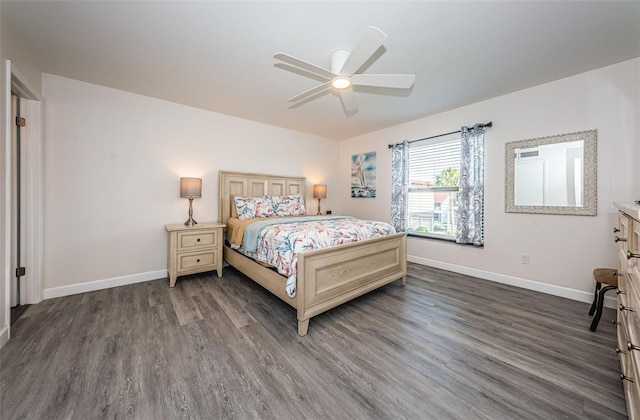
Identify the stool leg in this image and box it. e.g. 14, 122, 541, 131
590, 285, 617, 332
588, 282, 602, 316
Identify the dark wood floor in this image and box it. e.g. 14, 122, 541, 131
0, 263, 625, 419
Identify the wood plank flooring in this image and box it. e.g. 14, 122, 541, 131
0, 263, 625, 419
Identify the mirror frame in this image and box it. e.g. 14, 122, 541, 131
505, 129, 597, 216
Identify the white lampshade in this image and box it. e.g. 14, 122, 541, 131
313, 184, 327, 199
180, 177, 202, 198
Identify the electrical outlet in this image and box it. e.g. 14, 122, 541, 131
521, 253, 530, 265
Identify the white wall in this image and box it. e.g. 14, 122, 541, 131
0, 16, 42, 347
42, 74, 339, 293
340, 58, 639, 299
17, 56, 640, 308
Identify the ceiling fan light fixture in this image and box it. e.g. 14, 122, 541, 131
331, 77, 351, 90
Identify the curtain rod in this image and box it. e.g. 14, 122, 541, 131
387, 121, 493, 149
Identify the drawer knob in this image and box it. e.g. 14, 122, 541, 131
617, 289, 626, 295
196, 259, 200, 263
197, 238, 201, 242
615, 236, 627, 243
628, 251, 640, 260
616, 347, 628, 354
620, 304, 635, 312
621, 374, 635, 383
614, 227, 621, 233
628, 342, 640, 352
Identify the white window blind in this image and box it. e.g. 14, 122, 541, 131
407, 134, 461, 240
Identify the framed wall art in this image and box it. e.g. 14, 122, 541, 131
351, 152, 376, 198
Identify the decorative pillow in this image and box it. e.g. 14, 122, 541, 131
272, 194, 306, 216
234, 195, 275, 220
230, 195, 240, 218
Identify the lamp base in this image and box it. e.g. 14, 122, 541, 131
184, 198, 197, 226
316, 198, 322, 216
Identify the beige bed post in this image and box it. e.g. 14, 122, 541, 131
297, 319, 310, 336
296, 252, 310, 336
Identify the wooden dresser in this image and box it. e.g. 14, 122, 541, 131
614, 201, 640, 418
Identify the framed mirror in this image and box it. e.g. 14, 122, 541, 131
505, 129, 597, 215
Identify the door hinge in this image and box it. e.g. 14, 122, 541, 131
16, 117, 26, 127
16, 267, 26, 277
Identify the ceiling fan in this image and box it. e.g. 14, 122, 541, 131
274, 26, 415, 112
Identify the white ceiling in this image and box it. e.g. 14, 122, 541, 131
2, 1, 639, 140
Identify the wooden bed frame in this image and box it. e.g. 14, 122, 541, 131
219, 171, 407, 336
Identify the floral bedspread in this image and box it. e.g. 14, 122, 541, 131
237, 217, 396, 297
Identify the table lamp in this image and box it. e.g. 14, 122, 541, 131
180, 177, 202, 226
313, 184, 327, 215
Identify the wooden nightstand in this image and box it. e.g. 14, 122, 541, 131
165, 222, 225, 287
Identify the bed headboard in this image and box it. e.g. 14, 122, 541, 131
219, 171, 306, 224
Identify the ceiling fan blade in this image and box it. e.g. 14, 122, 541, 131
339, 88, 358, 112
339, 26, 388, 76
288, 82, 332, 102
351, 73, 416, 89
274, 53, 336, 79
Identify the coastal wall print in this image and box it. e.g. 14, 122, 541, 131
351, 152, 376, 198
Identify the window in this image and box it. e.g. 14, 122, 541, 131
407, 134, 461, 240
391, 124, 486, 246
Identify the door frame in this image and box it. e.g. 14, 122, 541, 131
3, 60, 43, 339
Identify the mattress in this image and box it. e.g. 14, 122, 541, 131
229, 215, 396, 297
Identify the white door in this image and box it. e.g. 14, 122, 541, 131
10, 93, 27, 308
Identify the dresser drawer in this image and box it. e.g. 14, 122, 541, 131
632, 219, 640, 270
621, 271, 640, 420
621, 346, 640, 419
619, 212, 631, 253
622, 274, 640, 341
177, 249, 218, 272
178, 230, 217, 251
620, 321, 640, 420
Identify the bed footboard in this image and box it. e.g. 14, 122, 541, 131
296, 232, 407, 335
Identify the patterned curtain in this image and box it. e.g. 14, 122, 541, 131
391, 140, 409, 232
456, 125, 485, 245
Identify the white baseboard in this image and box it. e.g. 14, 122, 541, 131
0, 324, 9, 349
38, 259, 616, 308
408, 256, 616, 309
43, 269, 167, 299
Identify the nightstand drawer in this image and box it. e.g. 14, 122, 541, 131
178, 231, 217, 250
178, 249, 217, 272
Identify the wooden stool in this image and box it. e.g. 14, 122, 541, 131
589, 268, 619, 331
